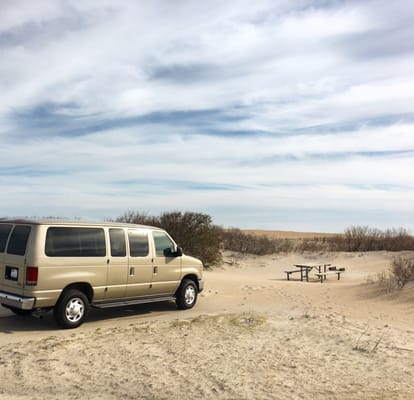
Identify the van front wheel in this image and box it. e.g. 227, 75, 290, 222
176, 279, 198, 309
54, 290, 89, 329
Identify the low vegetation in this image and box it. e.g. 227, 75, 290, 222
365, 255, 414, 293
220, 228, 292, 255
221, 226, 414, 255
116, 211, 222, 268
366, 271, 398, 293
338, 226, 414, 252
391, 256, 414, 288
116, 211, 414, 269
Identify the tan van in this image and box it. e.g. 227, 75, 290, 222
0, 220, 204, 328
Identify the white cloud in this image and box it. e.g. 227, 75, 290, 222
1, 0, 414, 230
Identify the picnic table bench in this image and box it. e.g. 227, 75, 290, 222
315, 267, 345, 283
285, 264, 346, 283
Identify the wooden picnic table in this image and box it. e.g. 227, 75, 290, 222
285, 264, 315, 282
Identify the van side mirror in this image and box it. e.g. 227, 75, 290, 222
163, 246, 183, 257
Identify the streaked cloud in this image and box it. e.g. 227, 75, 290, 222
1, 0, 413, 231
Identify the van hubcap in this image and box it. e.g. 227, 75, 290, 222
184, 286, 196, 305
66, 298, 84, 322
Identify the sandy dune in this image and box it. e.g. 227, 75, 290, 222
1, 251, 414, 399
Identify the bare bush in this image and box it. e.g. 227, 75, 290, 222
115, 212, 414, 263
221, 226, 414, 256
337, 226, 414, 252
115, 211, 159, 226
382, 228, 414, 251
391, 257, 414, 288
159, 211, 222, 268
376, 272, 398, 293
116, 211, 222, 267
364, 271, 398, 293
220, 228, 293, 255
293, 237, 331, 253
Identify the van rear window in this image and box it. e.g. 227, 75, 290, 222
7, 225, 31, 256
0, 224, 13, 253
46, 227, 106, 257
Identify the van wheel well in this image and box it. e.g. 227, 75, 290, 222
178, 274, 198, 293
59, 283, 93, 303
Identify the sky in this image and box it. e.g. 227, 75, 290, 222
1, 0, 414, 232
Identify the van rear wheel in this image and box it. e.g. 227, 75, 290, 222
176, 279, 198, 309
54, 289, 89, 329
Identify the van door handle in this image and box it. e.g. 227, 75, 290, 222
153, 266, 158, 274
129, 267, 135, 276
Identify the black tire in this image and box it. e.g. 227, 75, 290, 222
54, 289, 89, 329
2, 305, 32, 316
176, 279, 198, 310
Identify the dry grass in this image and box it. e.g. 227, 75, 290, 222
242, 229, 339, 240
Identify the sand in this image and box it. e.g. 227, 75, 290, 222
1, 251, 414, 399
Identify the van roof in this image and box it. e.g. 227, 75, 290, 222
0, 218, 163, 231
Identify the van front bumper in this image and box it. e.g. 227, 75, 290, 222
0, 291, 35, 310
198, 279, 204, 293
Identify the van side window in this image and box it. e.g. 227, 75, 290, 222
45, 227, 106, 257
109, 228, 126, 257
153, 231, 175, 257
0, 224, 12, 253
128, 230, 149, 257
7, 225, 31, 256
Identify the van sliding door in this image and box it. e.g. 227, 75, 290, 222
106, 228, 128, 299
125, 230, 153, 298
